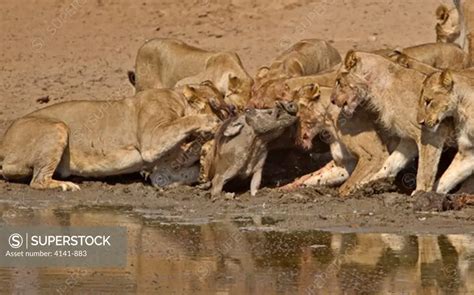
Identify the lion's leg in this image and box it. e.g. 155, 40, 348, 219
1, 120, 34, 181
3, 118, 79, 191
140, 115, 217, 164
370, 139, 418, 182
284, 138, 356, 190
415, 130, 447, 193
279, 173, 311, 191
280, 160, 342, 190
302, 161, 352, 187
436, 149, 474, 194
339, 155, 388, 197
29, 122, 79, 191
339, 135, 390, 197
280, 170, 317, 191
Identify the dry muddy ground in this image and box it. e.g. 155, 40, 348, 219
0, 0, 473, 234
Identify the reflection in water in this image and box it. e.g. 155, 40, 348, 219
0, 204, 472, 294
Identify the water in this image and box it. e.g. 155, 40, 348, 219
0, 204, 472, 294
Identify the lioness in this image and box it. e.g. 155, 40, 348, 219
248, 70, 338, 108
252, 39, 341, 95
0, 83, 229, 191
384, 42, 469, 70
418, 69, 474, 193
436, 4, 462, 43
331, 51, 452, 193
281, 83, 390, 196
436, 1, 474, 64
130, 38, 253, 109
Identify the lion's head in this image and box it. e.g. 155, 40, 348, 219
182, 81, 236, 120
294, 83, 326, 151
418, 70, 456, 131
330, 51, 369, 116
435, 5, 461, 43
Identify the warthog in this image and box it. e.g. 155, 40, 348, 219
207, 101, 298, 197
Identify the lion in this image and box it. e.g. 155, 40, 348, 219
331, 50, 453, 194
458, 0, 474, 65
250, 42, 468, 109
252, 39, 341, 95
436, 1, 474, 65
435, 4, 462, 43
386, 51, 442, 75
129, 38, 253, 109
418, 69, 474, 193
384, 42, 469, 70
247, 70, 338, 108
0, 82, 231, 191
280, 83, 391, 196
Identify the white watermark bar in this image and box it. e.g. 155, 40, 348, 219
0, 226, 127, 267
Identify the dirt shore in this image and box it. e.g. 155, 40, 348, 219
1, 180, 473, 234
1, 0, 473, 233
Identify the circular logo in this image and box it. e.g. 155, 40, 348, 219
150, 172, 170, 187
8, 233, 23, 249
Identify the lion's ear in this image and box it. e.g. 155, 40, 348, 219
436, 5, 449, 24
387, 48, 403, 58
256, 67, 270, 80
309, 84, 321, 101
440, 70, 454, 90
298, 83, 320, 101
344, 50, 358, 70
396, 53, 410, 68
182, 85, 197, 101
286, 59, 304, 77
228, 75, 242, 92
